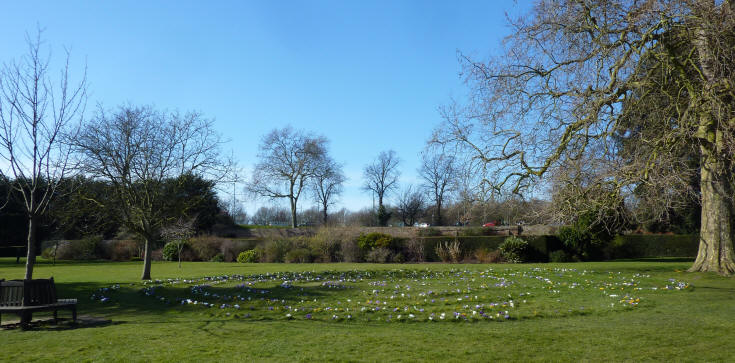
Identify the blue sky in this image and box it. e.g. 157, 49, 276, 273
1, 0, 532, 214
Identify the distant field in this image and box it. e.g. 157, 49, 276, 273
1, 258, 734, 362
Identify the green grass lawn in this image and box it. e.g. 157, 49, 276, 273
1, 258, 734, 362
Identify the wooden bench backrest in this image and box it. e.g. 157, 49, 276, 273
25, 278, 58, 305
0, 278, 58, 306
0, 280, 25, 306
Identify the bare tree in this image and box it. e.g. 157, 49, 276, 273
247, 127, 327, 228
363, 150, 400, 225
396, 185, 425, 227
437, 0, 735, 274
0, 31, 86, 279
311, 156, 345, 225
418, 147, 457, 226
161, 217, 195, 269
76, 105, 228, 280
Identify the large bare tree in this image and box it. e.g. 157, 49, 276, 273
248, 127, 327, 228
76, 105, 227, 280
0, 31, 86, 279
311, 155, 345, 225
418, 147, 457, 226
363, 150, 400, 225
437, 0, 735, 274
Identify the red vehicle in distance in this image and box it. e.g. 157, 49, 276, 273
482, 221, 497, 227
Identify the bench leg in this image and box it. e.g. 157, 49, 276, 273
53, 310, 58, 324
20, 311, 31, 330
72, 306, 77, 323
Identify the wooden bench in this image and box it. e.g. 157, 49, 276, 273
0, 277, 77, 329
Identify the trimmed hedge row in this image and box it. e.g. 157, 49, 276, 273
416, 234, 698, 261
608, 234, 699, 259
39, 237, 262, 262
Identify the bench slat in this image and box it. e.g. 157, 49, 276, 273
0, 278, 77, 328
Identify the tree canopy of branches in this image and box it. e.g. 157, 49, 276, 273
76, 105, 228, 280
311, 156, 345, 225
362, 150, 400, 226
396, 185, 425, 226
250, 205, 290, 226
248, 127, 327, 228
50, 176, 122, 239
418, 147, 457, 225
437, 0, 735, 274
0, 31, 86, 279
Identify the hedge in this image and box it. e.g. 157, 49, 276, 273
24, 233, 700, 262
417, 235, 559, 262
416, 234, 699, 261
607, 234, 699, 259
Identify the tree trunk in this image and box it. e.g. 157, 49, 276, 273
689, 141, 735, 274
141, 238, 152, 280
290, 198, 298, 228
322, 202, 328, 225
688, 6, 735, 275
23, 215, 38, 280
434, 200, 443, 226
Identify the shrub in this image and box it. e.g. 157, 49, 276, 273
557, 225, 608, 261
262, 238, 293, 262
365, 247, 391, 263
434, 241, 450, 263
448, 240, 462, 262
285, 248, 313, 263
391, 252, 405, 263
215, 239, 260, 262
189, 235, 225, 261
109, 240, 140, 261
41, 247, 55, 260
434, 240, 462, 263
549, 249, 574, 262
417, 235, 551, 262
210, 253, 225, 262
404, 238, 425, 262
309, 228, 342, 262
253, 246, 266, 261
150, 248, 164, 261
357, 233, 396, 250
340, 239, 362, 262
474, 249, 503, 263
220, 239, 239, 262
237, 249, 259, 263
93, 239, 141, 261
499, 236, 530, 263
55, 236, 103, 260
162, 241, 192, 261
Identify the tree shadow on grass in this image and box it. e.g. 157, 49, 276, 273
0, 257, 122, 268
609, 257, 695, 263
31, 280, 337, 330
0, 316, 123, 331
